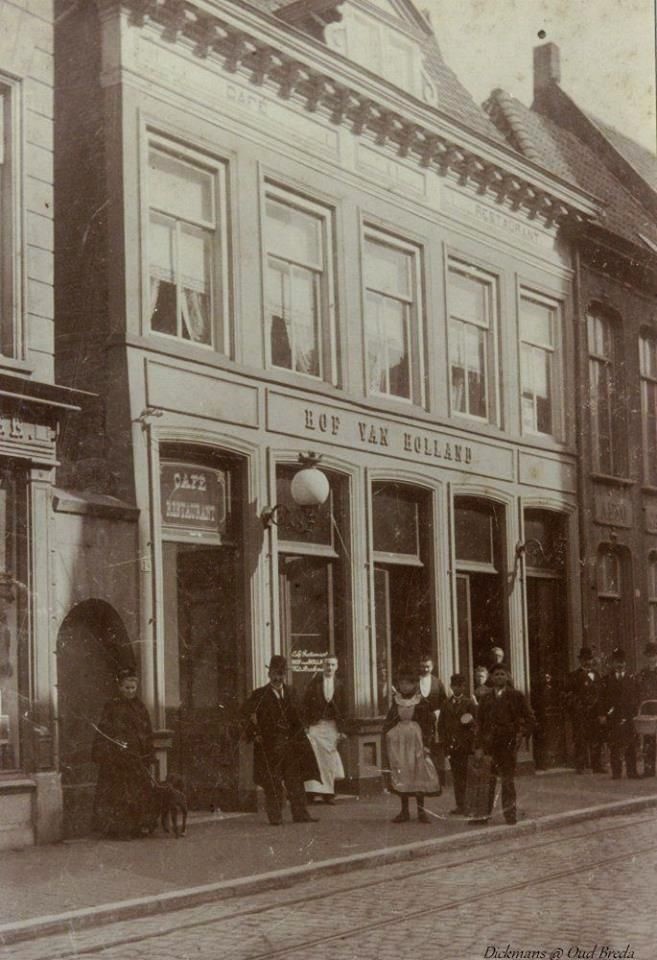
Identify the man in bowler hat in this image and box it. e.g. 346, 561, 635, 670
564, 646, 605, 773
241, 655, 320, 824
638, 642, 657, 777
598, 648, 639, 780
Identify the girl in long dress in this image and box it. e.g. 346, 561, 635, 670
384, 667, 439, 823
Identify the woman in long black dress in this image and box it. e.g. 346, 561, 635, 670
92, 668, 155, 839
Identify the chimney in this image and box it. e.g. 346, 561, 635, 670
533, 43, 561, 97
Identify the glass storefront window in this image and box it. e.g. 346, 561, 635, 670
0, 467, 27, 771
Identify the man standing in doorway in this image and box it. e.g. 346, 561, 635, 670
599, 648, 640, 780
564, 646, 605, 774
241, 655, 320, 825
474, 663, 535, 825
418, 654, 447, 791
303, 654, 347, 804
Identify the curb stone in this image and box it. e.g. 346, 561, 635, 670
1, 793, 656, 947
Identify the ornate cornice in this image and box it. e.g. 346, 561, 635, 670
100, 0, 600, 231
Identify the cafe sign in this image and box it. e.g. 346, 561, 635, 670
160, 463, 226, 537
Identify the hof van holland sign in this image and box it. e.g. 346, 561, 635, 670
160, 463, 227, 536
266, 392, 515, 482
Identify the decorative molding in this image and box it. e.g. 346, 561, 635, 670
105, 0, 595, 231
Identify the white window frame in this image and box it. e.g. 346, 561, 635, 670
263, 182, 337, 386
362, 226, 424, 407
447, 259, 499, 425
519, 289, 563, 440
334, 3, 420, 96
0, 78, 22, 360
144, 134, 229, 354
639, 330, 657, 486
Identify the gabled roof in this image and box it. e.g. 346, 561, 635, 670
587, 113, 657, 193
263, 0, 507, 145
485, 88, 657, 251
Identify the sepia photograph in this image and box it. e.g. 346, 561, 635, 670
1, 0, 656, 957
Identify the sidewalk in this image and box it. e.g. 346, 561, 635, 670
2, 771, 657, 944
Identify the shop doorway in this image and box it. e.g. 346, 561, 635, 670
57, 600, 133, 837
524, 510, 569, 769
372, 483, 433, 713
160, 449, 245, 811
453, 497, 507, 692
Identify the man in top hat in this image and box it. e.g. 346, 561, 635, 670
241, 655, 320, 825
638, 642, 657, 777
563, 646, 605, 774
598, 648, 639, 780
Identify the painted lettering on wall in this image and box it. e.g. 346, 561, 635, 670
226, 84, 268, 115
302, 406, 472, 465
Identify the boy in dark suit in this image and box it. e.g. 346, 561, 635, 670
563, 646, 605, 773
438, 673, 477, 814
241, 655, 320, 824
474, 664, 535, 825
598, 648, 639, 780
637, 642, 657, 777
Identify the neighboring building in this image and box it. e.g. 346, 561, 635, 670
52, 0, 599, 835
486, 43, 657, 677
0, 1, 86, 848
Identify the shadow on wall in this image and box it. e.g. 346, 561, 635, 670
56, 599, 134, 838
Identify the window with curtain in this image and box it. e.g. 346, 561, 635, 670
520, 292, 561, 438
364, 230, 422, 404
147, 143, 226, 351
265, 186, 335, 383
640, 331, 657, 486
587, 309, 625, 476
448, 262, 497, 423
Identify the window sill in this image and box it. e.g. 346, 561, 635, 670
0, 357, 34, 377
0, 776, 35, 794
590, 474, 636, 488
641, 486, 657, 497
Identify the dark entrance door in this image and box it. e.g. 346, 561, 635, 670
527, 575, 568, 769
169, 545, 240, 810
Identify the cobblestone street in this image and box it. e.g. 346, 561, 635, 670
5, 809, 655, 960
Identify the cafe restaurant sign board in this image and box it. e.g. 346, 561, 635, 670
160, 463, 226, 539
266, 391, 515, 482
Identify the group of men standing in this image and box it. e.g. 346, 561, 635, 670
564, 643, 657, 779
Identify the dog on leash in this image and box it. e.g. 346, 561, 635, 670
146, 774, 188, 838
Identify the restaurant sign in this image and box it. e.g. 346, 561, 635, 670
160, 463, 226, 537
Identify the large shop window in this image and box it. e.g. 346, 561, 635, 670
596, 545, 633, 667
160, 450, 244, 809
372, 483, 432, 714
147, 140, 229, 351
639, 330, 657, 486
587, 308, 626, 476
523, 510, 568, 769
276, 465, 349, 696
447, 261, 498, 424
454, 497, 507, 691
363, 229, 424, 405
649, 553, 657, 642
519, 291, 562, 438
0, 468, 27, 771
264, 185, 336, 383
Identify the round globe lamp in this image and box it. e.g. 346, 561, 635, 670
290, 460, 330, 508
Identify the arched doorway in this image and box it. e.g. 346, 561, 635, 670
57, 601, 134, 837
